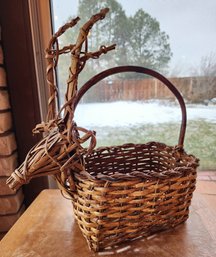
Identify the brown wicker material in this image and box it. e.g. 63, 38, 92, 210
72, 142, 197, 251
67, 66, 199, 251
6, 9, 199, 252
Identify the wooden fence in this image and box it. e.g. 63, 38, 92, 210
82, 76, 216, 103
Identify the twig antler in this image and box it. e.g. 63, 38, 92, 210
45, 17, 80, 121
64, 8, 116, 127
45, 8, 115, 125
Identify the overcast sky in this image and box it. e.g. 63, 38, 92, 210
52, 0, 216, 76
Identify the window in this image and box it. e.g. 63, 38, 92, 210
51, 0, 216, 171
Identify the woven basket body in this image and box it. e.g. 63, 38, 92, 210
71, 142, 197, 251
68, 66, 199, 251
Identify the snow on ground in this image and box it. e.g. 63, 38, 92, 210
74, 101, 216, 127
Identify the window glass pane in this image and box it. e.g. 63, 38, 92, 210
51, 0, 216, 170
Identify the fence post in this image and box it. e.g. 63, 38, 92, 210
154, 78, 158, 98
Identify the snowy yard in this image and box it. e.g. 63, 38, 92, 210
74, 101, 216, 170
75, 101, 216, 127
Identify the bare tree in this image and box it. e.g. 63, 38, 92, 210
191, 52, 216, 102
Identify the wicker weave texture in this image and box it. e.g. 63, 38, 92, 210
71, 142, 198, 251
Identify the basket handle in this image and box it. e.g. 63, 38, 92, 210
73, 66, 187, 147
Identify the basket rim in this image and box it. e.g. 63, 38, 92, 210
75, 141, 199, 182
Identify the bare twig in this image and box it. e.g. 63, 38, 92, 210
64, 8, 115, 126
45, 17, 80, 120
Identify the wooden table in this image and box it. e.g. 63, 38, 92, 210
1, 181, 216, 257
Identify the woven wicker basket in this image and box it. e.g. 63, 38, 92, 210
5, 10, 199, 252
67, 66, 199, 251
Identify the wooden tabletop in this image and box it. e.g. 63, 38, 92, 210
0, 180, 216, 257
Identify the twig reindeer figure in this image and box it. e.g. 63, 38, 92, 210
7, 8, 199, 252
7, 8, 115, 193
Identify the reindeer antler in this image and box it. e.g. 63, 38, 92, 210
64, 8, 116, 127
45, 8, 115, 129
45, 17, 80, 121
